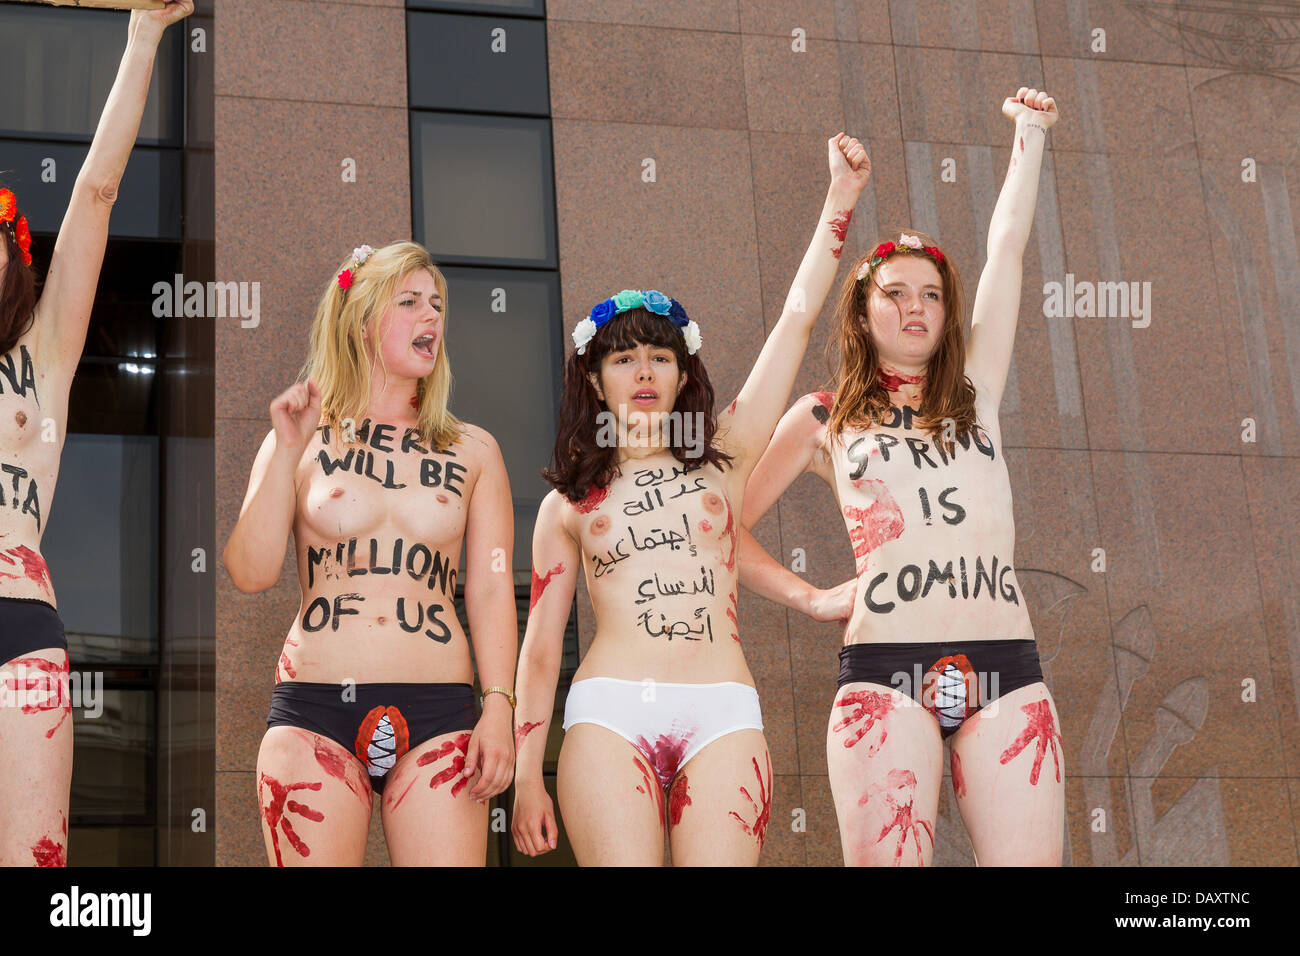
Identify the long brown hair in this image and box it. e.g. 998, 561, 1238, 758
824, 229, 978, 450
543, 306, 733, 502
0, 190, 37, 356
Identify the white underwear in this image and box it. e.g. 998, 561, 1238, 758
562, 677, 764, 790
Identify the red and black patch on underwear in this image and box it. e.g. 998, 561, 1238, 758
922, 653, 976, 731
354, 705, 411, 780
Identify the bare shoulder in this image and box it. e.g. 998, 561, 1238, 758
450, 421, 503, 466
537, 486, 578, 541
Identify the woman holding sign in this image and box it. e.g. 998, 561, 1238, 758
738, 89, 1064, 866
0, 0, 192, 867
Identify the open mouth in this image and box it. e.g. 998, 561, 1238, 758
412, 333, 437, 358
632, 389, 658, 406
902, 321, 928, 335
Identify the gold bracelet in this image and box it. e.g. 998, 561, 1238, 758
480, 686, 516, 709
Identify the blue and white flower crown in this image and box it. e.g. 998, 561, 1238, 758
572, 289, 702, 356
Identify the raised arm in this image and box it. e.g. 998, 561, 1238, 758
222, 381, 320, 593
965, 87, 1059, 407
738, 395, 855, 622
510, 491, 581, 856
33, 2, 193, 381
718, 134, 870, 475
460, 425, 518, 801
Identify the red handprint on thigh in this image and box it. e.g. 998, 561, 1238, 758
2, 654, 70, 738
832, 689, 894, 754
998, 698, 1063, 785
858, 768, 933, 866
728, 753, 772, 849
258, 773, 325, 866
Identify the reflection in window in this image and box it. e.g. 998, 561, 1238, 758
412, 113, 556, 267
408, 11, 549, 116
0, 6, 182, 145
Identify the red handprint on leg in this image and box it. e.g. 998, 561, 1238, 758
858, 768, 933, 866
2, 654, 70, 738
999, 698, 1063, 785
420, 731, 473, 796
258, 773, 325, 866
728, 752, 772, 849
832, 689, 894, 754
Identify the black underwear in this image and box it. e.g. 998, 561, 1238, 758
267, 681, 478, 793
837, 639, 1044, 738
0, 596, 68, 666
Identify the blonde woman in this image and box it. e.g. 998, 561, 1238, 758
224, 242, 516, 866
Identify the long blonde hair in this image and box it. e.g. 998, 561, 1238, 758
824, 228, 978, 451
300, 241, 463, 451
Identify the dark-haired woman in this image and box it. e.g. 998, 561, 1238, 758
738, 89, 1062, 866
511, 134, 871, 865
0, 1, 192, 866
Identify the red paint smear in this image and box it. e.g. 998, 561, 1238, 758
858, 768, 933, 866
573, 484, 609, 514
31, 835, 65, 867
529, 561, 565, 612
728, 398, 738, 415
727, 752, 772, 849
514, 719, 544, 752
812, 391, 835, 410
699, 519, 712, 532
998, 698, 1062, 785
410, 396, 419, 408
728, 591, 740, 643
827, 209, 853, 242
877, 367, 925, 392
1019, 136, 1025, 152
312, 737, 370, 806
668, 772, 692, 827
0, 545, 52, 592
258, 773, 324, 866
842, 481, 905, 575
417, 731, 473, 798
633, 733, 692, 792
951, 750, 967, 798
832, 689, 894, 754
720, 497, 737, 573
1, 655, 70, 738
633, 754, 664, 820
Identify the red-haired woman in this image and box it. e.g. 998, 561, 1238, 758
739, 89, 1063, 865
511, 134, 871, 865
0, 1, 192, 867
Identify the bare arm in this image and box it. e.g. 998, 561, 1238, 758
738, 395, 829, 614
719, 135, 870, 476
965, 87, 1059, 407
222, 381, 320, 593
34, 3, 193, 382
511, 492, 581, 856
460, 426, 518, 800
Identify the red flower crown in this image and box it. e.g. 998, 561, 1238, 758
855, 233, 944, 286
0, 189, 32, 267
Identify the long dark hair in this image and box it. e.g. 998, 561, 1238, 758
543, 307, 733, 502
0, 192, 37, 356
